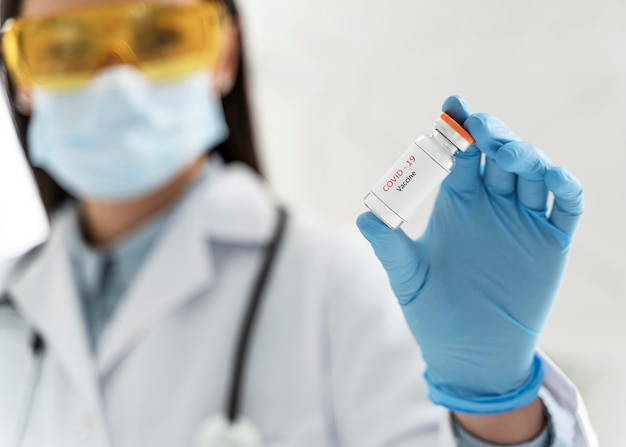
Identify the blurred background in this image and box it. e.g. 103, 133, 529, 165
1, 0, 625, 444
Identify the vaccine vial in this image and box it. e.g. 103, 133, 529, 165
364, 112, 475, 229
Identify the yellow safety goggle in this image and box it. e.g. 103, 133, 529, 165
1, 1, 228, 91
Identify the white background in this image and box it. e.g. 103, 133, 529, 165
1, 0, 625, 444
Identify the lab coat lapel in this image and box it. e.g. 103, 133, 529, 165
8, 209, 102, 414
97, 162, 278, 374
96, 197, 216, 374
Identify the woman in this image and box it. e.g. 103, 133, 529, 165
0, 0, 595, 446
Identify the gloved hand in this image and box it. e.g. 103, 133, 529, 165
357, 96, 584, 414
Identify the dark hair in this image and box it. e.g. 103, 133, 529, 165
0, 0, 262, 216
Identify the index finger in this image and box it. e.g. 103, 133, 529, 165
442, 95, 472, 125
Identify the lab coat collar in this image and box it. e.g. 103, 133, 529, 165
198, 161, 280, 244
7, 161, 280, 409
7, 204, 104, 419
97, 161, 280, 373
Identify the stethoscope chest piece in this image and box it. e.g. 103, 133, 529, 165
194, 414, 261, 447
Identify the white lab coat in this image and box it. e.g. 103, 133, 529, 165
0, 162, 597, 447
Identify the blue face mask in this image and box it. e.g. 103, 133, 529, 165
28, 66, 228, 201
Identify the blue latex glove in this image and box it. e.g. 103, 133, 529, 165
357, 96, 584, 414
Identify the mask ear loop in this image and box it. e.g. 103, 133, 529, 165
14, 92, 31, 115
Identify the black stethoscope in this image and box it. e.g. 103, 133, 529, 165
3, 206, 288, 447
194, 206, 287, 447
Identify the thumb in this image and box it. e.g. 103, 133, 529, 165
356, 212, 427, 305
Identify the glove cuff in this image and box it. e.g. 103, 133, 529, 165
424, 354, 544, 414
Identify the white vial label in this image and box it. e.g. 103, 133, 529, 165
368, 142, 448, 223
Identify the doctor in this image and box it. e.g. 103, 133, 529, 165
0, 0, 596, 446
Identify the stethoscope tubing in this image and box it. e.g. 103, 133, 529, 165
12, 334, 44, 447
226, 206, 287, 421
